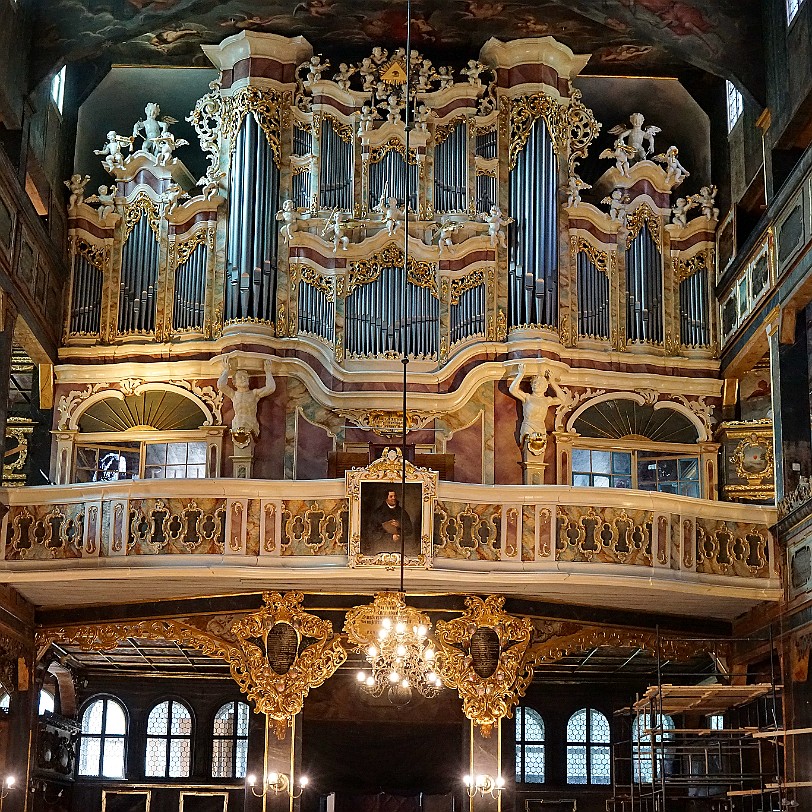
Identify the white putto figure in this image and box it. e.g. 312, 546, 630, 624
217, 356, 276, 441
85, 185, 116, 220
357, 104, 376, 135
599, 139, 635, 177
132, 103, 178, 157
94, 130, 132, 171
322, 209, 352, 252
601, 189, 629, 223
563, 175, 591, 208
671, 196, 694, 228
481, 205, 513, 248
608, 112, 660, 162
690, 185, 719, 220
508, 365, 567, 448
432, 217, 461, 254
276, 200, 301, 242
64, 174, 91, 208
655, 145, 689, 186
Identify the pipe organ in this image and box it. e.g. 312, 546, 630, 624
64, 32, 718, 364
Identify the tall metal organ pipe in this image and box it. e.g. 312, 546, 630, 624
576, 252, 609, 339
679, 267, 709, 346
173, 243, 208, 332
434, 121, 467, 212
70, 255, 103, 335
225, 114, 280, 323
319, 119, 353, 211
508, 117, 558, 328
118, 215, 159, 334
625, 225, 663, 343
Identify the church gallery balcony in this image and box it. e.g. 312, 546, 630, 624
0, 466, 779, 618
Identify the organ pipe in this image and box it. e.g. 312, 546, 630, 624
679, 266, 710, 347
576, 252, 609, 339
625, 225, 663, 343
434, 121, 467, 212
118, 215, 159, 334
173, 243, 208, 332
70, 255, 103, 335
508, 117, 558, 328
225, 114, 280, 323
319, 119, 353, 211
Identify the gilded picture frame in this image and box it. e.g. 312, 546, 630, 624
346, 447, 436, 568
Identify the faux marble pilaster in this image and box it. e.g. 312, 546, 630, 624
464, 719, 508, 812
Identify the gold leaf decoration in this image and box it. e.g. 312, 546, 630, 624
346, 244, 437, 296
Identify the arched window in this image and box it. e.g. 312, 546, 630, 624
212, 701, 250, 778
39, 690, 55, 715
633, 712, 674, 783
515, 706, 544, 783
145, 700, 193, 778
566, 708, 611, 785
79, 696, 127, 777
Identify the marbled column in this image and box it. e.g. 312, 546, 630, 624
464, 719, 509, 812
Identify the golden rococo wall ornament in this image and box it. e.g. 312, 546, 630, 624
37, 591, 346, 738
433, 595, 534, 736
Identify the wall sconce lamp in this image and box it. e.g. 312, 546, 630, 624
463, 774, 504, 798
247, 772, 309, 799
0, 777, 15, 811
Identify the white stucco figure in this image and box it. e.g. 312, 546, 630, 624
609, 113, 660, 161
197, 168, 226, 200
671, 196, 694, 228
509, 365, 567, 450
217, 356, 276, 440
461, 59, 486, 85
380, 197, 403, 236
163, 182, 187, 214
385, 94, 402, 125
153, 132, 189, 166
132, 103, 178, 157
414, 103, 431, 132
690, 185, 719, 220
94, 130, 132, 171
359, 57, 377, 90
357, 105, 376, 135
655, 145, 689, 186
481, 205, 513, 248
432, 217, 461, 253
333, 62, 355, 91
64, 174, 91, 208
85, 185, 116, 220
304, 55, 330, 87
600, 139, 635, 177
601, 189, 629, 223
322, 209, 352, 252
276, 200, 301, 242
564, 175, 591, 208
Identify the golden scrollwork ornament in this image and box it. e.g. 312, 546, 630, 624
434, 595, 534, 736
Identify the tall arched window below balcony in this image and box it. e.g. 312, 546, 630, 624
633, 712, 674, 783
566, 708, 611, 785
145, 699, 193, 778
515, 706, 545, 783
212, 701, 250, 778
78, 696, 127, 778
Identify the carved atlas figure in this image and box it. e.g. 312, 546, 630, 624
217, 356, 276, 441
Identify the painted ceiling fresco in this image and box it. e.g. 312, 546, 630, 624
31, 0, 764, 100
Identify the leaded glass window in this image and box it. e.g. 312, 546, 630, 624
79, 697, 127, 778
212, 701, 250, 778
633, 712, 674, 783
145, 700, 193, 778
566, 708, 611, 785
515, 706, 544, 783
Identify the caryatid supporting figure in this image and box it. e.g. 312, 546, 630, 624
508, 364, 567, 455
217, 356, 276, 443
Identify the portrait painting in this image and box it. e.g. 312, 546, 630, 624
347, 447, 436, 568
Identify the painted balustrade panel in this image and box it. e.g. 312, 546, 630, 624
0, 483, 778, 584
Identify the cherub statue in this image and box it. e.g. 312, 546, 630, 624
460, 59, 486, 86
508, 365, 567, 451
94, 130, 132, 171
417, 58, 435, 91
371, 46, 388, 64
385, 94, 402, 125
153, 131, 189, 166
671, 196, 695, 228
85, 185, 116, 220
436, 66, 454, 90
380, 197, 403, 236
276, 199, 301, 242
217, 355, 276, 441
480, 205, 513, 248
563, 175, 591, 208
333, 62, 356, 91
414, 103, 432, 133
197, 168, 226, 200
690, 184, 719, 220
357, 104, 377, 135
64, 174, 91, 208
359, 57, 377, 90
304, 55, 330, 87
601, 189, 630, 223
322, 209, 352, 252
431, 217, 461, 254
609, 112, 660, 162
599, 138, 635, 177
654, 145, 689, 186
162, 182, 187, 215
132, 102, 178, 156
